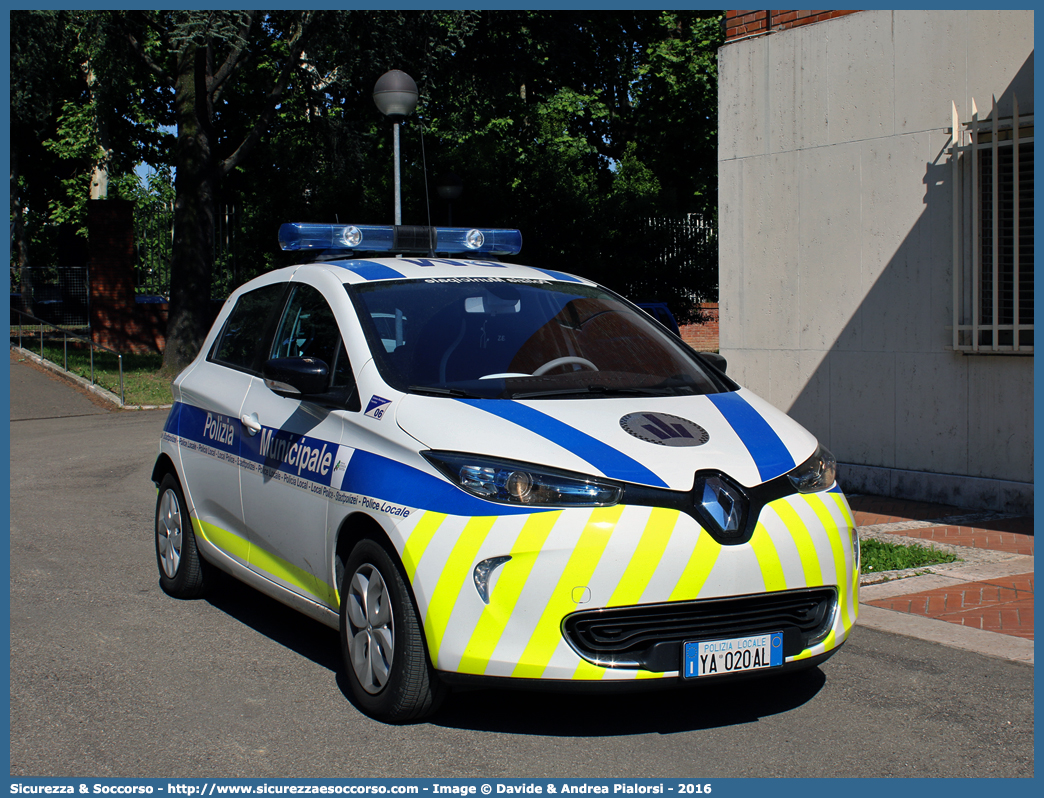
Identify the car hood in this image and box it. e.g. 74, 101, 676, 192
394, 389, 818, 491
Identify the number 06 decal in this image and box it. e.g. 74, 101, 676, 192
365, 395, 392, 420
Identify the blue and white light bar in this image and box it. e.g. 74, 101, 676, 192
278, 223, 523, 256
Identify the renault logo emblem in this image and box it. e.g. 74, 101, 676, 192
699, 476, 746, 537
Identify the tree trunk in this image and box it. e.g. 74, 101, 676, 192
163, 44, 218, 372
85, 62, 111, 200
11, 150, 33, 315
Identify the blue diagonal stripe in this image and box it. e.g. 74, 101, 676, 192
332, 260, 405, 281
526, 267, 583, 283
455, 399, 667, 487
707, 392, 796, 482
343, 450, 538, 517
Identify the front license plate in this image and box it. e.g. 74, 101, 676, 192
683, 631, 784, 678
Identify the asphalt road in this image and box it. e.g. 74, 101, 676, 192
8, 364, 1035, 779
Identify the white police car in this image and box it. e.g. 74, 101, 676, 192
153, 223, 859, 722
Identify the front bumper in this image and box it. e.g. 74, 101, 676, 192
396, 488, 859, 682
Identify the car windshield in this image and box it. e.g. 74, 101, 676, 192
347, 277, 730, 400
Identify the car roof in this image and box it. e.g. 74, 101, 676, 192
304, 256, 598, 288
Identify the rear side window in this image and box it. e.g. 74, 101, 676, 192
211, 283, 287, 371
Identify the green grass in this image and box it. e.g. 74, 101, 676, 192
860, 537, 958, 575
27, 342, 176, 406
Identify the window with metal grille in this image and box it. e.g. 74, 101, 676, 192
951, 97, 1033, 353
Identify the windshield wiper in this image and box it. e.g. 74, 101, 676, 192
510, 374, 704, 400
408, 385, 484, 399
509, 384, 682, 400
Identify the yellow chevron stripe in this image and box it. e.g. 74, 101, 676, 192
831, 493, 862, 629
606, 508, 679, 608
423, 516, 497, 667
749, 522, 787, 591
456, 511, 561, 675
402, 511, 446, 581
570, 661, 666, 680
512, 505, 625, 679
567, 509, 679, 682
669, 527, 721, 601
821, 628, 837, 652
831, 492, 862, 608
809, 493, 856, 636
831, 491, 856, 528
195, 517, 337, 606
573, 658, 611, 680
771, 499, 824, 586
635, 669, 666, 679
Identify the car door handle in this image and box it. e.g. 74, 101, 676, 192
241, 413, 262, 436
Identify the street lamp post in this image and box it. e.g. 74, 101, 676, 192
373, 70, 419, 226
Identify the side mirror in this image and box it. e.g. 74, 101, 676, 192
700, 352, 727, 374
263, 357, 329, 398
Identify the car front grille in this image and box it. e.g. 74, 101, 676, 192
562, 587, 837, 672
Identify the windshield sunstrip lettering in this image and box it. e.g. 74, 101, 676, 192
423, 276, 550, 284
402, 257, 504, 269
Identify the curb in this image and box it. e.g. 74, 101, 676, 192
856, 532, 1033, 665
11, 345, 172, 412
857, 604, 1034, 665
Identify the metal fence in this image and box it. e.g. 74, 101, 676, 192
613, 215, 718, 324
8, 203, 238, 332
134, 201, 173, 297
10, 307, 125, 405
9, 266, 90, 330
135, 202, 239, 299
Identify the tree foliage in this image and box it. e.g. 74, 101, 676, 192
11, 10, 722, 358
11, 10, 171, 314
11, 10, 84, 310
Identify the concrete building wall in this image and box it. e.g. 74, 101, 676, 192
717, 9, 1034, 512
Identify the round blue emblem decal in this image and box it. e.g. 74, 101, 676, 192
620, 413, 710, 447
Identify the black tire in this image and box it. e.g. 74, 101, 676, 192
155, 473, 208, 599
340, 537, 445, 722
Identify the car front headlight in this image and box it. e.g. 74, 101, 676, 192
424, 451, 622, 507
787, 444, 837, 493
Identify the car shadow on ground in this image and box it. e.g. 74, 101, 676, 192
201, 571, 827, 735
202, 570, 342, 671
426, 668, 826, 736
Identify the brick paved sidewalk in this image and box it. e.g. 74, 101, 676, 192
849, 494, 1034, 555
865, 573, 1034, 639
849, 495, 1034, 642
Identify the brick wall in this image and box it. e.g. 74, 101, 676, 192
724, 10, 859, 42
88, 200, 168, 354
679, 303, 719, 352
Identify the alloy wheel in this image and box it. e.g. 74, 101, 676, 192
345, 563, 395, 694
156, 488, 183, 578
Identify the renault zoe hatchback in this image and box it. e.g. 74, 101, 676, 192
153, 223, 859, 722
